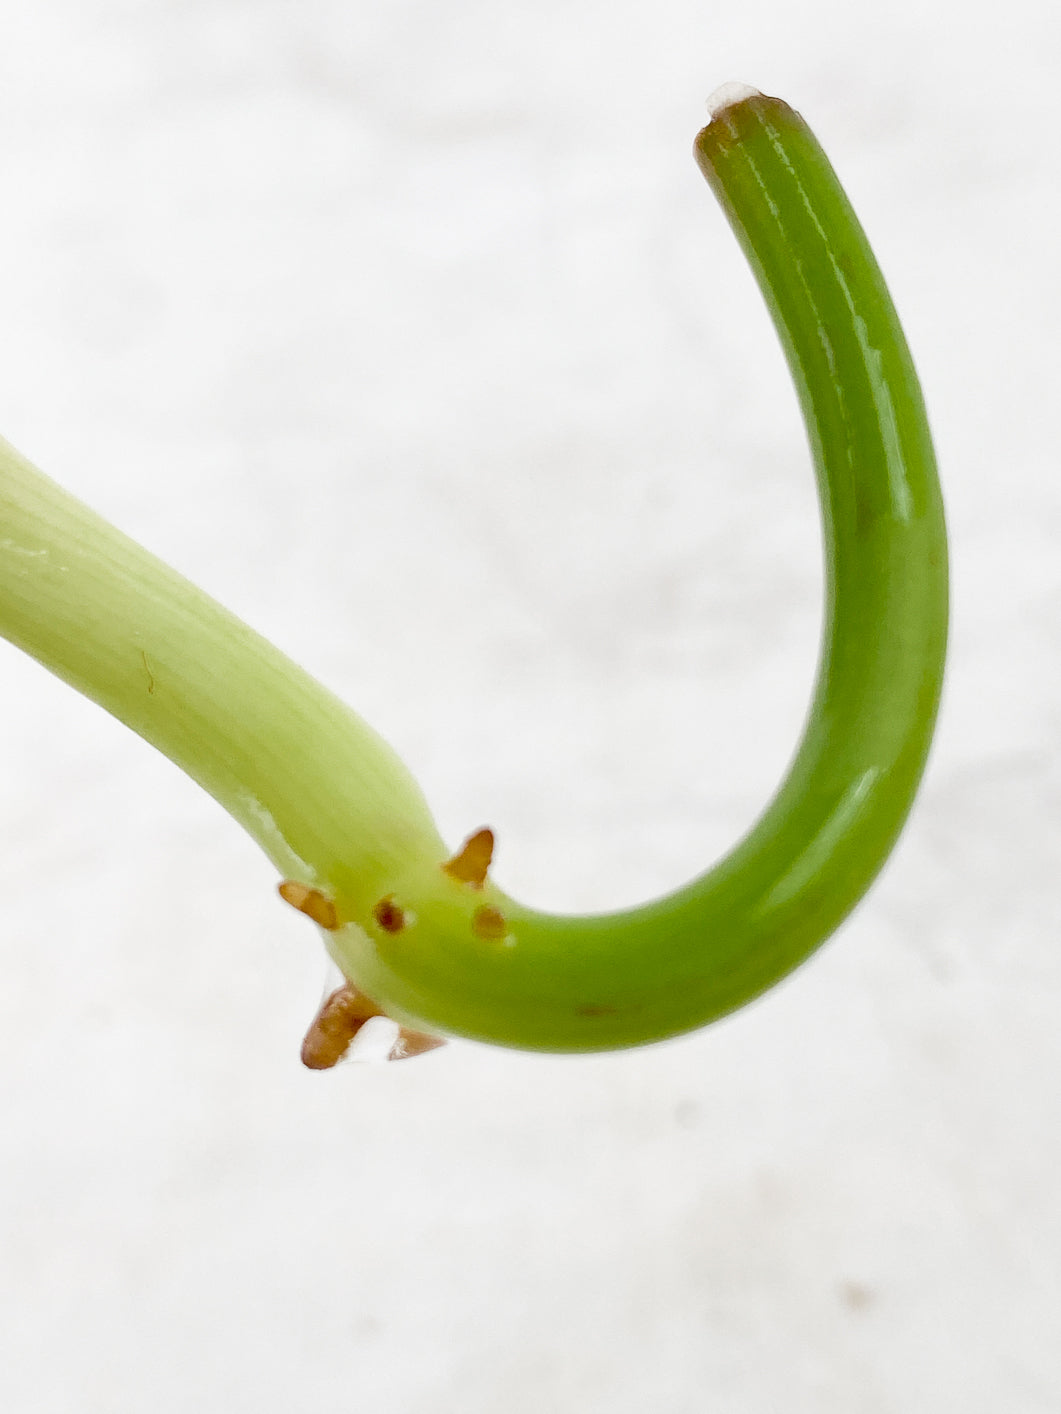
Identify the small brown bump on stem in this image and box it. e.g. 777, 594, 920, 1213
300, 984, 383, 1069
389, 1029, 447, 1061
442, 827, 494, 888
373, 895, 406, 934
472, 904, 508, 942
278, 880, 339, 931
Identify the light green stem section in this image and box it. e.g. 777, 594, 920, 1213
0, 437, 447, 914
0, 92, 947, 1053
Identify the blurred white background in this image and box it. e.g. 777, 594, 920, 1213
0, 1, 1058, 1410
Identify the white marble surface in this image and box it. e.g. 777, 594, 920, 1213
0, 2, 1058, 1410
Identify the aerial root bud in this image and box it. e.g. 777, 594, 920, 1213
300, 983, 382, 1068
278, 880, 339, 930
442, 827, 494, 888
301, 983, 445, 1067
372, 895, 406, 933
389, 1030, 447, 1061
472, 905, 508, 941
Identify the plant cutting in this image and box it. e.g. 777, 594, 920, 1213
0, 86, 948, 1062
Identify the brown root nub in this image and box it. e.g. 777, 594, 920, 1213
389, 1029, 447, 1061
442, 827, 494, 888
278, 881, 339, 931
472, 904, 508, 942
300, 984, 383, 1069
372, 895, 406, 934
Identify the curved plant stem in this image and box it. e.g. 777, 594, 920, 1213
0, 90, 947, 1053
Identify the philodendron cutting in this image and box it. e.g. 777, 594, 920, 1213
0, 87, 948, 1063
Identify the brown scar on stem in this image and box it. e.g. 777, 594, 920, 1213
576, 1004, 619, 1017
141, 649, 155, 694
372, 895, 406, 934
442, 827, 494, 888
472, 904, 508, 942
278, 880, 340, 931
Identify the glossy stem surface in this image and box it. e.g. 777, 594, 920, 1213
336, 93, 948, 1048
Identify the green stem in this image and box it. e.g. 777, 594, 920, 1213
0, 90, 947, 1053
0, 437, 447, 913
